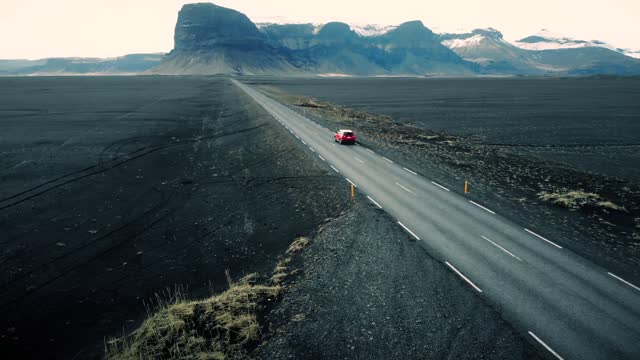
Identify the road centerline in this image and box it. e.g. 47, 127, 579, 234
481, 235, 523, 261
354, 157, 365, 164
395, 182, 415, 194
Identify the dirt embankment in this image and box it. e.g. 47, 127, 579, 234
258, 85, 640, 283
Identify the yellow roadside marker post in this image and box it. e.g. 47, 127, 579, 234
464, 179, 469, 194
351, 184, 356, 200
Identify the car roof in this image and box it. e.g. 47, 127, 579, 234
339, 129, 353, 133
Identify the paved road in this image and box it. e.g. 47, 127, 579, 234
233, 79, 640, 360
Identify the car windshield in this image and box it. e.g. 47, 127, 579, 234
343, 132, 353, 136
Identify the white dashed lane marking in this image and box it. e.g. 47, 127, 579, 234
398, 221, 420, 240
446, 261, 483, 293
524, 229, 563, 249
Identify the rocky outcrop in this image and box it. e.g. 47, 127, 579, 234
154, 3, 307, 75
173, 3, 265, 51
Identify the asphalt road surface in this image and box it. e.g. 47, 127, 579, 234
233, 79, 640, 360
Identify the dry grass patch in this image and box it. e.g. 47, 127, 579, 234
286, 237, 309, 255
107, 235, 314, 360
106, 274, 281, 360
538, 190, 626, 212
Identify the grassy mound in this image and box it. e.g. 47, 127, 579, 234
106, 236, 311, 360
538, 190, 626, 212
106, 274, 280, 360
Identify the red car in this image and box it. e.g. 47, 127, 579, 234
334, 129, 356, 144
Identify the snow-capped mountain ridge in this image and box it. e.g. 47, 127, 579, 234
514, 29, 639, 58
257, 18, 398, 37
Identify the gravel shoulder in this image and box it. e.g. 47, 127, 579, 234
257, 200, 540, 359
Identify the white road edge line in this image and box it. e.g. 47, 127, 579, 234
608, 272, 640, 292
367, 196, 382, 209
346, 178, 357, 188
431, 181, 450, 192
524, 228, 563, 249
481, 235, 523, 261
445, 261, 482, 293
302, 140, 307, 145
382, 157, 394, 163
395, 182, 415, 194
318, 155, 325, 161
398, 221, 420, 240
469, 200, 495, 215
308, 147, 316, 153
354, 157, 365, 164
366, 149, 375, 154
295, 135, 300, 139
330, 165, 339, 173
403, 167, 418, 175
528, 331, 565, 360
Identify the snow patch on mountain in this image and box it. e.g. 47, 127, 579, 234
515, 29, 616, 51
442, 35, 485, 49
255, 17, 397, 37
349, 24, 398, 37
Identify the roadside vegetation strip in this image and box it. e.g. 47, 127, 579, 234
528, 331, 565, 360
481, 235, 523, 261
524, 228, 563, 249
445, 261, 483, 293
346, 178, 357, 188
330, 165, 340, 173
106, 236, 311, 360
367, 196, 382, 209
469, 200, 496, 215
608, 272, 640, 292
398, 221, 420, 240
431, 181, 450, 192
403, 167, 418, 175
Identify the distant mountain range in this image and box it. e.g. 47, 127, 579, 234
2, 3, 639, 76
0, 54, 164, 76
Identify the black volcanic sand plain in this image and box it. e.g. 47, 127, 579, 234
251, 76, 640, 285
0, 76, 356, 359
0, 77, 543, 360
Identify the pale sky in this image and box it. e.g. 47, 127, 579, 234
1, 0, 638, 59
